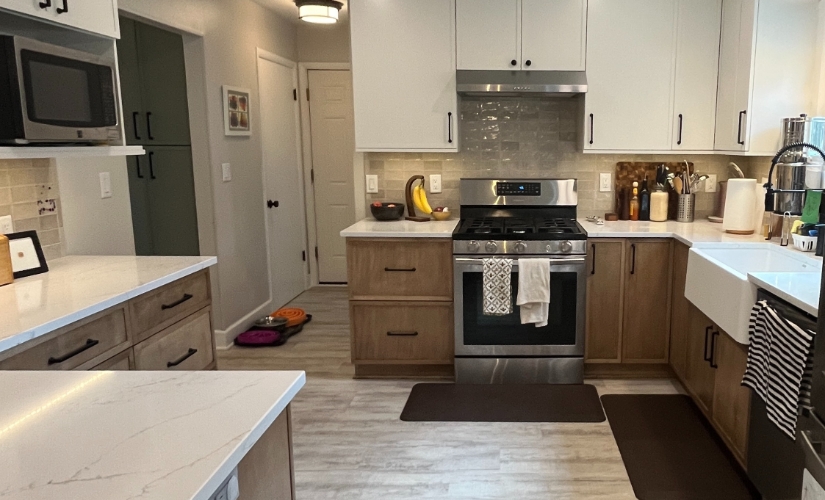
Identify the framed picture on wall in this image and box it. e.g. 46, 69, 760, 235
7, 231, 48, 279
223, 85, 251, 136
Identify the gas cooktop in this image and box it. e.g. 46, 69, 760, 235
454, 216, 586, 241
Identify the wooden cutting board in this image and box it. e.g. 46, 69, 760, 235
0, 235, 13, 286
615, 162, 693, 219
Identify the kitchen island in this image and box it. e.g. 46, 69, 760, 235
0, 370, 304, 500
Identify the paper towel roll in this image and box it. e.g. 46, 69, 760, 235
723, 178, 757, 234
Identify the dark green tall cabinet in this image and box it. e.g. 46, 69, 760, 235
118, 17, 199, 256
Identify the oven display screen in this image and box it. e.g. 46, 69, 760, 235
496, 182, 541, 196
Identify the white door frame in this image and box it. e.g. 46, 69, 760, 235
258, 48, 311, 302
297, 62, 363, 286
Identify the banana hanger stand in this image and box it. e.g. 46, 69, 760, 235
405, 175, 430, 222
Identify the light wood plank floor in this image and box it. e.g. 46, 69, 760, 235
218, 287, 683, 500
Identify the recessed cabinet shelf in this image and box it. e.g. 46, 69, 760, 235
0, 145, 145, 160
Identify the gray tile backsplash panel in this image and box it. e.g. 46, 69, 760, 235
365, 96, 737, 219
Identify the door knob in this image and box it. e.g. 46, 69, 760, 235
267, 200, 279, 209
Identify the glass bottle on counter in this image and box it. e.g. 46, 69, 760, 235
650, 184, 669, 222
630, 181, 640, 221
639, 175, 651, 221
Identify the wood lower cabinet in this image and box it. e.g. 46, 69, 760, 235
93, 349, 134, 371
711, 330, 751, 465
669, 242, 691, 379
134, 308, 215, 371
684, 305, 716, 414
585, 240, 624, 362
347, 238, 454, 378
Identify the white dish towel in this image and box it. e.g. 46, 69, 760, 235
517, 258, 551, 327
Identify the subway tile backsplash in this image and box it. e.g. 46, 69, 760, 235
365, 97, 738, 219
0, 159, 63, 261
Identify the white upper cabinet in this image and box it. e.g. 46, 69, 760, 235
715, 0, 818, 155
520, 0, 586, 71
350, 0, 458, 152
672, 0, 722, 151
584, 0, 677, 151
1, 0, 120, 38
456, 0, 586, 71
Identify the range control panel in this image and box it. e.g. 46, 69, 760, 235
496, 182, 541, 196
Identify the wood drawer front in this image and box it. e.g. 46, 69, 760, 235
134, 308, 214, 371
347, 239, 452, 300
0, 310, 128, 371
130, 271, 210, 338
351, 302, 453, 362
93, 349, 133, 371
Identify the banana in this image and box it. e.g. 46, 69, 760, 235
417, 183, 433, 215
412, 185, 427, 214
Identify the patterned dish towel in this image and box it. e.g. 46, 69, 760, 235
483, 258, 513, 316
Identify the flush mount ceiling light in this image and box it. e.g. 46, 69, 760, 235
295, 0, 343, 24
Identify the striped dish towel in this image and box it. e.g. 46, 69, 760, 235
742, 300, 816, 440
482, 258, 513, 316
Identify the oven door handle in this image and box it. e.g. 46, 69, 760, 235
454, 257, 586, 267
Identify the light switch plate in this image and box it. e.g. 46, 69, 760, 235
99, 172, 112, 199
0, 215, 13, 234
705, 174, 718, 193
366, 175, 378, 194
429, 174, 442, 194
222, 163, 232, 182
599, 173, 612, 192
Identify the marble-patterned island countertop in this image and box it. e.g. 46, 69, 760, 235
341, 218, 459, 238
0, 370, 305, 500
0, 255, 217, 355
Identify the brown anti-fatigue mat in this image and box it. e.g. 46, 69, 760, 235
601, 394, 758, 500
400, 383, 605, 422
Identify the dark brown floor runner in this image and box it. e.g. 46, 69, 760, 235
400, 383, 605, 422
601, 394, 758, 500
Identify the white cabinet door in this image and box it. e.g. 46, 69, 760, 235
672, 0, 722, 150
714, 0, 756, 151
456, 0, 519, 70
350, 0, 457, 152
1, 0, 119, 38
521, 0, 587, 71
584, 0, 676, 151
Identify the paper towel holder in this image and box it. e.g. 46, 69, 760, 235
764, 142, 825, 240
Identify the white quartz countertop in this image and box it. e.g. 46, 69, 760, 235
578, 218, 771, 246
0, 370, 305, 500
341, 218, 459, 238
0, 255, 217, 355
748, 271, 820, 317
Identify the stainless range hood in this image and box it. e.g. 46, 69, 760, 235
456, 70, 587, 96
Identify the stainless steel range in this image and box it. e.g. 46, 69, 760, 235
453, 178, 586, 384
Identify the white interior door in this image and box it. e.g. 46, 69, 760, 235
258, 54, 307, 309
308, 70, 356, 284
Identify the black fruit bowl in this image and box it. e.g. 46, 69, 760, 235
370, 202, 405, 221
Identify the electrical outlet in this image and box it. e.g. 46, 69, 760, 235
366, 175, 378, 194
222, 163, 232, 182
705, 174, 718, 193
599, 173, 612, 192
429, 174, 442, 194
99, 172, 112, 199
0, 215, 13, 234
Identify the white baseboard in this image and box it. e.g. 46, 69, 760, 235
214, 299, 273, 349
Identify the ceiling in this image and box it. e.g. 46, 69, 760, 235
250, 0, 349, 24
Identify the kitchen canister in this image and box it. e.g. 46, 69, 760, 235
676, 194, 695, 223
723, 178, 757, 234
650, 187, 668, 222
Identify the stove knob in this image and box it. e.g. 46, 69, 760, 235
515, 241, 527, 253
467, 240, 480, 253
485, 241, 498, 253
560, 241, 573, 254
546, 244, 552, 253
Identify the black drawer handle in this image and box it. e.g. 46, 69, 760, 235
48, 339, 99, 365
703, 326, 713, 361
677, 113, 683, 145
135, 156, 144, 179
387, 331, 418, 336
630, 243, 637, 275
589, 113, 594, 145
710, 330, 719, 368
56, 0, 68, 13
591, 244, 596, 275
167, 348, 197, 367
146, 112, 155, 140
39, 0, 51, 9
737, 110, 747, 145
384, 267, 416, 272
161, 293, 193, 310
132, 112, 141, 140
148, 151, 156, 180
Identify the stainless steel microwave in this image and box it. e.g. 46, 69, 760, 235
0, 35, 119, 144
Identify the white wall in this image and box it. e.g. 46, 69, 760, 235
55, 156, 136, 256
297, 11, 351, 63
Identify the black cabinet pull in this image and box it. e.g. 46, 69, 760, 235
510, 59, 517, 66
146, 112, 155, 140
589, 114, 594, 145
710, 330, 719, 368
148, 151, 156, 179
38, 0, 51, 9
630, 244, 636, 275
737, 110, 746, 145
267, 200, 279, 209
387, 331, 418, 336
447, 112, 453, 144
56, 0, 68, 13
167, 348, 198, 367
525, 59, 532, 67
161, 293, 193, 310
48, 339, 99, 365
591, 244, 596, 275
384, 267, 416, 272
132, 112, 141, 140
677, 114, 683, 145
703, 326, 713, 361
135, 156, 144, 179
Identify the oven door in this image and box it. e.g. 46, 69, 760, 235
454, 256, 585, 357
